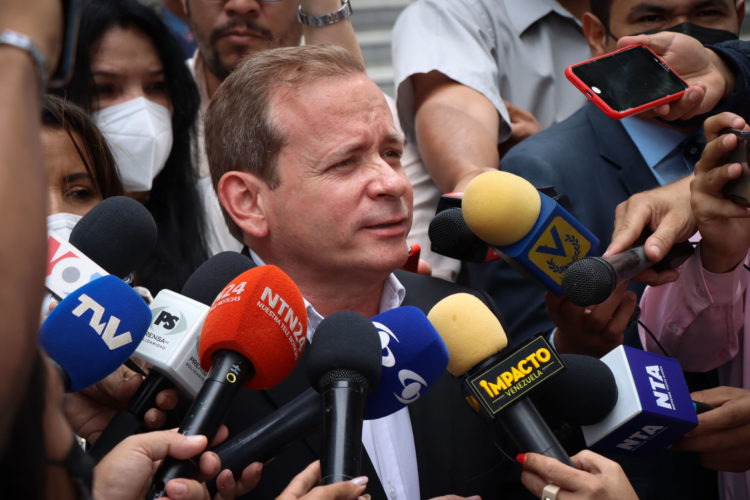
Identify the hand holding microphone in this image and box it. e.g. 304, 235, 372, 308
147, 265, 307, 498
88, 251, 255, 461
209, 306, 448, 481
517, 450, 638, 500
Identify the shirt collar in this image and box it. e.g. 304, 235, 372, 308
246, 249, 406, 341
505, 0, 581, 35
187, 50, 210, 114
620, 116, 687, 168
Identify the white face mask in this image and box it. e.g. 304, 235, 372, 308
93, 97, 173, 193
47, 212, 83, 241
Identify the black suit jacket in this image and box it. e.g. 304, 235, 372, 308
226, 270, 536, 500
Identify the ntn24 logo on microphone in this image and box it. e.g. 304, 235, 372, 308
46, 232, 108, 299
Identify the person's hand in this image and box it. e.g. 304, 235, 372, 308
546, 281, 636, 357
93, 428, 263, 500
606, 175, 695, 285
617, 32, 734, 121
64, 363, 179, 444
275, 460, 368, 500
691, 112, 750, 273
498, 101, 542, 156
675, 386, 750, 472
518, 450, 638, 500
0, 0, 63, 77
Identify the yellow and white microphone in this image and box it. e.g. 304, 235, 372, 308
462, 171, 599, 294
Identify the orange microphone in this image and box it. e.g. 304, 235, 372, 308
148, 265, 307, 498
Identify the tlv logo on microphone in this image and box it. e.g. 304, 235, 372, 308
72, 293, 133, 350
46, 233, 107, 299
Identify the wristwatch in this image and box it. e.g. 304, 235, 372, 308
297, 0, 353, 27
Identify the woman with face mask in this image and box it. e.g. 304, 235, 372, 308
52, 0, 209, 294
42, 94, 124, 236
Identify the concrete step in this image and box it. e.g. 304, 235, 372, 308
351, 0, 411, 31
357, 29, 393, 66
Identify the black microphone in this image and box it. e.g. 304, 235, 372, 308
209, 306, 448, 483
307, 311, 382, 484
531, 354, 618, 426
562, 241, 694, 306
429, 207, 501, 262
88, 252, 255, 462
69, 196, 158, 280
428, 293, 572, 465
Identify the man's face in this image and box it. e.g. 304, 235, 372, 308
602, 0, 742, 52
260, 74, 413, 280
184, 0, 302, 80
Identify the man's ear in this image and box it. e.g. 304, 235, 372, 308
583, 12, 609, 57
217, 171, 270, 239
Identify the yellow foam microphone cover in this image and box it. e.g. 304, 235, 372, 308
427, 293, 508, 376
462, 171, 541, 246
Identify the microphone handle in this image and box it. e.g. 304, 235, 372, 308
321, 378, 368, 484
147, 350, 254, 499
89, 410, 143, 463
497, 398, 572, 466
89, 371, 175, 463
205, 388, 323, 496
608, 246, 652, 284
215, 388, 322, 475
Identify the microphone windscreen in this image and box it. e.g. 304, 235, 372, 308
198, 265, 307, 389
562, 258, 615, 306
365, 306, 449, 419
532, 354, 618, 425
39, 275, 152, 392
181, 252, 255, 305
307, 311, 382, 391
462, 171, 541, 246
427, 293, 508, 376
428, 208, 475, 252
70, 196, 158, 278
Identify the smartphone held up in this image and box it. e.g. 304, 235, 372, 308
566, 44, 688, 120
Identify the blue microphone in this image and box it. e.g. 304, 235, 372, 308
365, 306, 449, 418
209, 306, 449, 478
39, 275, 152, 392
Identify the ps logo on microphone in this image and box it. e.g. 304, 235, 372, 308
150, 307, 187, 335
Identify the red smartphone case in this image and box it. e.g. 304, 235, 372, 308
565, 44, 688, 120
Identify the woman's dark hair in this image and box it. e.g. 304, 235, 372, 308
52, 0, 209, 293
42, 94, 124, 200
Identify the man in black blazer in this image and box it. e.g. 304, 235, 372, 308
204, 44, 535, 499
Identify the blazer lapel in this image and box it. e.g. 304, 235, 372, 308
584, 103, 659, 197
